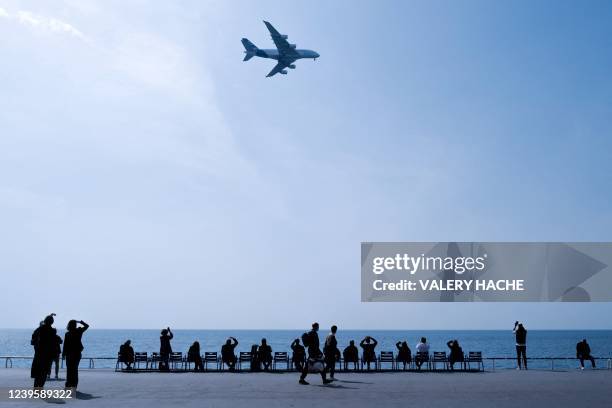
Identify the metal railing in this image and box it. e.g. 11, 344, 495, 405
485, 357, 612, 371
1, 356, 117, 369
3, 355, 611, 371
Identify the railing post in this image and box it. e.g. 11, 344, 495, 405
89, 358, 95, 369
551, 359, 554, 371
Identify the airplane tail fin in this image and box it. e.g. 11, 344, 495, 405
241, 38, 258, 61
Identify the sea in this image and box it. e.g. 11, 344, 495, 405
2, 329, 611, 370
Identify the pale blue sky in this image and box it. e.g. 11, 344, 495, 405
1, 0, 611, 329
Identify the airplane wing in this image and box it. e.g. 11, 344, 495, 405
266, 61, 288, 77
263, 21, 299, 58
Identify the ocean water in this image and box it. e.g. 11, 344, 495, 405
1, 329, 611, 369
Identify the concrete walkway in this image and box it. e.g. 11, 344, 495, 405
1, 368, 610, 407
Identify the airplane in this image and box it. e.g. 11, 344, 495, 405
241, 21, 320, 77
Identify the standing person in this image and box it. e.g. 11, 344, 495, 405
415, 337, 430, 370
188, 341, 204, 372
290, 339, 305, 371
63, 319, 89, 389
446, 339, 464, 371
258, 339, 273, 371
513, 321, 528, 370
299, 322, 331, 385
396, 341, 412, 370
221, 337, 238, 371
30, 321, 43, 380
49, 332, 63, 379
576, 339, 596, 369
324, 325, 338, 380
33, 314, 57, 388
360, 336, 378, 371
159, 327, 173, 371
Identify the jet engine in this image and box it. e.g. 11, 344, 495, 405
280, 70, 288, 75
289, 44, 297, 49
281, 35, 288, 39
288, 64, 296, 69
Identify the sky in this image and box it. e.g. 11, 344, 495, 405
1, 0, 612, 329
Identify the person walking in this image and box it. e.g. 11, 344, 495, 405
63, 319, 89, 389
299, 322, 331, 385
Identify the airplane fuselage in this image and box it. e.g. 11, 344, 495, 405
255, 49, 319, 62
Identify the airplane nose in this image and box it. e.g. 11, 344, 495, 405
315, 52, 320, 58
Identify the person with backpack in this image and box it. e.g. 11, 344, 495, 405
299, 322, 332, 385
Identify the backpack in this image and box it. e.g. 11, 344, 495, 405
301, 332, 311, 348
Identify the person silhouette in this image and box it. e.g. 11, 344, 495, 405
299, 322, 331, 385
291, 339, 305, 371
49, 332, 63, 379
258, 338, 273, 371
33, 314, 56, 388
188, 341, 204, 372
360, 336, 378, 370
396, 341, 412, 370
415, 337, 430, 370
343, 340, 359, 370
119, 340, 135, 370
63, 319, 89, 389
30, 321, 43, 380
576, 339, 596, 369
159, 327, 173, 371
324, 325, 338, 380
513, 321, 528, 370
250, 344, 260, 371
446, 339, 464, 370
221, 337, 238, 371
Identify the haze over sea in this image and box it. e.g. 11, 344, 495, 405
2, 329, 612, 369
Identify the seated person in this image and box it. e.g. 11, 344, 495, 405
396, 341, 412, 369
343, 340, 359, 370
119, 340, 135, 370
415, 337, 430, 369
221, 337, 239, 371
258, 338, 273, 371
576, 339, 596, 369
360, 336, 378, 370
250, 345, 260, 371
446, 339, 464, 370
188, 341, 204, 372
291, 339, 306, 371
